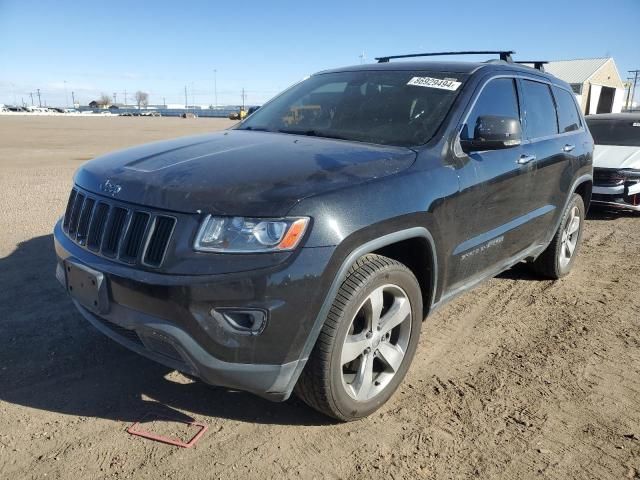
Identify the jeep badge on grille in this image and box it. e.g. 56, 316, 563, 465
100, 179, 122, 196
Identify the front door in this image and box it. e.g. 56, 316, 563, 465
447, 76, 537, 291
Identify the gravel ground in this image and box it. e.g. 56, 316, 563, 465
0, 116, 638, 479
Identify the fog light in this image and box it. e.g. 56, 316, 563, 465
210, 308, 267, 334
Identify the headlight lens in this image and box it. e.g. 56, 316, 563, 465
194, 215, 309, 252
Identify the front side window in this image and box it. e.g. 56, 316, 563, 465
462, 78, 520, 140
553, 86, 582, 133
238, 71, 468, 147
521, 80, 559, 139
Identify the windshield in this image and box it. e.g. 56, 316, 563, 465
587, 118, 640, 147
238, 70, 467, 147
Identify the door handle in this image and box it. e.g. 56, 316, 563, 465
517, 154, 536, 165
563, 144, 575, 152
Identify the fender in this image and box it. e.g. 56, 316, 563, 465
278, 226, 438, 399
542, 173, 593, 247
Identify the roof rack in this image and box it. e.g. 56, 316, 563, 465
514, 61, 548, 72
375, 50, 515, 63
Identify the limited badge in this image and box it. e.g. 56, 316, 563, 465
407, 76, 461, 91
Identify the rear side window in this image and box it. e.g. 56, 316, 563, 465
462, 78, 520, 140
521, 80, 558, 139
553, 87, 582, 133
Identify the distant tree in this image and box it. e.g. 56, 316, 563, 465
135, 91, 149, 110
99, 93, 111, 108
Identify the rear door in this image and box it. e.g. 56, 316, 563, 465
519, 79, 576, 243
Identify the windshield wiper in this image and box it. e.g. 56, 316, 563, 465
238, 126, 271, 131
277, 129, 348, 141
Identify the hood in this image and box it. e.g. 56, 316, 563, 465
593, 145, 640, 170
74, 130, 416, 216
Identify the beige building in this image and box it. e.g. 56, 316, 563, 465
544, 58, 626, 114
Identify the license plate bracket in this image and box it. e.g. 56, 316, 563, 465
64, 260, 109, 315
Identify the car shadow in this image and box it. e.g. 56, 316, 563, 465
496, 262, 542, 282
0, 234, 334, 426
587, 206, 640, 221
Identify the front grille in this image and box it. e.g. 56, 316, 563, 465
594, 168, 625, 187
62, 188, 175, 268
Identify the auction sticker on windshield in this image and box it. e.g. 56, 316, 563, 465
407, 77, 462, 91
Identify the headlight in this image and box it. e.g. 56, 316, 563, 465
194, 215, 309, 253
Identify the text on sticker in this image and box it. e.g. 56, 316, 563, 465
407, 77, 462, 91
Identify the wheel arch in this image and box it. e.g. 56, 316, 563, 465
281, 227, 438, 398
574, 178, 593, 212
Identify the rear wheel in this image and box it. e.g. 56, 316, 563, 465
532, 193, 585, 279
295, 254, 422, 421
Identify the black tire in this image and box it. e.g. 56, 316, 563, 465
295, 254, 422, 421
532, 193, 585, 279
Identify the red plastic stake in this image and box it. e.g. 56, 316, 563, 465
127, 413, 208, 448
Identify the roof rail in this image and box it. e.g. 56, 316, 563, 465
515, 61, 548, 72
375, 50, 515, 63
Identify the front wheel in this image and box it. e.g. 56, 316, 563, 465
532, 193, 585, 279
295, 254, 422, 421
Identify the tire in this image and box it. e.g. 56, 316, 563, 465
532, 193, 585, 279
295, 254, 422, 421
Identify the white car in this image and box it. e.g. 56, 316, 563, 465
586, 113, 640, 211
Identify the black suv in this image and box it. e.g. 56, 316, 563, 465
54, 51, 593, 421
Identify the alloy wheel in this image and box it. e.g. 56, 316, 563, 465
559, 205, 580, 268
339, 284, 412, 401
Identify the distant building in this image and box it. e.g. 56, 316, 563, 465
545, 58, 625, 114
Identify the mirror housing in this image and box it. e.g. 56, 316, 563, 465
461, 115, 522, 151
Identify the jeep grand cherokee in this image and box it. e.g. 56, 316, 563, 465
54, 51, 593, 421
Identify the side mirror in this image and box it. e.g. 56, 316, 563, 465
461, 115, 522, 151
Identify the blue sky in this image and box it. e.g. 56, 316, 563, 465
1, 0, 638, 107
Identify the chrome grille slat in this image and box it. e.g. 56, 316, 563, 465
120, 212, 150, 263
76, 198, 95, 245
62, 187, 175, 268
142, 216, 176, 267
63, 189, 77, 231
102, 207, 129, 257
67, 193, 85, 235
87, 203, 110, 251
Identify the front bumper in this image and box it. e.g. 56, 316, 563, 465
592, 169, 640, 211
54, 220, 335, 401
591, 183, 640, 211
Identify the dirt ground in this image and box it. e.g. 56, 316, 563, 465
0, 116, 638, 480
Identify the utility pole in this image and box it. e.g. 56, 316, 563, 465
71, 91, 76, 107
241, 88, 246, 110
163, 97, 166, 107
359, 51, 366, 64
184, 85, 188, 109
113, 92, 117, 104
629, 70, 640, 111
625, 77, 633, 111
36, 88, 42, 107
213, 69, 218, 108
29, 92, 34, 106
124, 89, 127, 106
